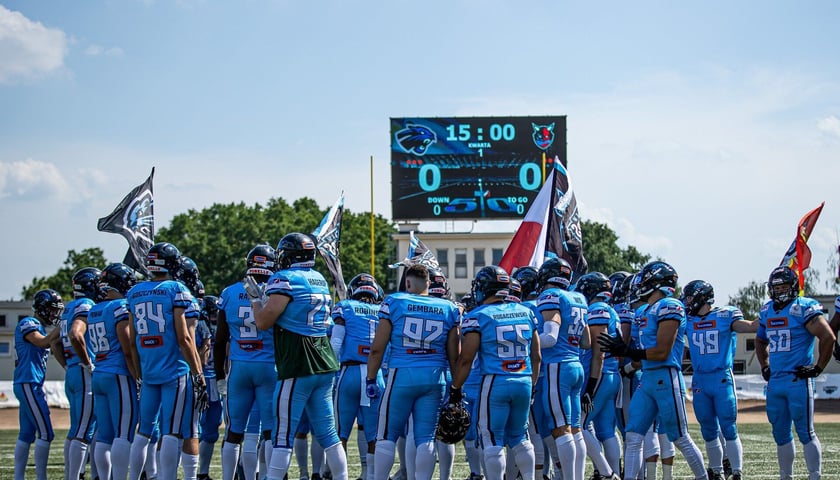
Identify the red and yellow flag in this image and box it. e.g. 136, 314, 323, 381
780, 202, 825, 294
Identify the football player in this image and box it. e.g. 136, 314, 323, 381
215, 244, 278, 480
14, 289, 63, 480
251, 233, 348, 480
365, 264, 461, 480
89, 263, 139, 480
197, 294, 223, 480
450, 266, 541, 480
598, 261, 707, 480
682, 280, 756, 480
755, 266, 834, 480
126, 242, 206, 480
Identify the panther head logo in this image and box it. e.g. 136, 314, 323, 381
395, 123, 437, 156
532, 122, 555, 150
122, 188, 154, 245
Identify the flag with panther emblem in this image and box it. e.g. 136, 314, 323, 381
97, 168, 155, 276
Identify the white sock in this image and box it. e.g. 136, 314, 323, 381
543, 435, 559, 470
506, 447, 519, 480
68, 439, 89, 480
623, 432, 644, 480
94, 442, 112, 480
64, 439, 71, 472
465, 442, 482, 476
603, 437, 621, 476
221, 441, 241, 480
129, 435, 151, 480
414, 441, 436, 480
181, 452, 199, 480
662, 463, 673, 480
646, 461, 658, 480
705, 437, 723, 473
583, 428, 611, 475
395, 436, 406, 477
147, 440, 159, 479
531, 434, 544, 478
374, 440, 396, 480
673, 436, 705, 480
436, 440, 455, 480
243, 433, 260, 480
358, 433, 369, 480
35, 439, 50, 480
366, 453, 376, 480
777, 441, 795, 480
294, 438, 309, 478
261, 439, 271, 477
324, 443, 349, 480
572, 432, 586, 480
312, 438, 325, 476
14, 440, 29, 480
159, 436, 181, 480
483, 446, 505, 480
111, 438, 131, 480
554, 434, 575, 480
405, 433, 416, 480
803, 437, 822, 480
268, 447, 293, 480
198, 441, 215, 476
724, 436, 743, 474
89, 439, 100, 480
512, 441, 536, 480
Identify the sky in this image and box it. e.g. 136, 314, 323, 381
1, 1, 839, 304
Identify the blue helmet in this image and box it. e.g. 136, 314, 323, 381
147, 242, 181, 274
72, 267, 102, 300
99, 263, 137, 297
472, 265, 511, 304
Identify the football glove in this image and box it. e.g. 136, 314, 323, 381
597, 332, 646, 362
761, 366, 771, 382
242, 275, 267, 306
192, 374, 209, 412
448, 385, 463, 405
365, 378, 380, 399
581, 377, 598, 414
794, 364, 823, 379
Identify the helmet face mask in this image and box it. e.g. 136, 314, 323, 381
767, 266, 797, 306
435, 401, 471, 444
636, 261, 678, 301
33, 289, 64, 326
428, 268, 450, 300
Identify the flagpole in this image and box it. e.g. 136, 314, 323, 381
370, 155, 375, 277
541, 151, 546, 184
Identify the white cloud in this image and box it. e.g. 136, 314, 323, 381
0, 5, 67, 82
0, 159, 71, 199
84, 44, 124, 57
818, 115, 840, 138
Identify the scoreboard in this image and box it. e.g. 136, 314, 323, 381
390, 116, 567, 220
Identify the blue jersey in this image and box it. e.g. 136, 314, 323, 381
686, 306, 744, 374
580, 301, 620, 374
536, 288, 588, 364
185, 296, 201, 322
126, 279, 194, 384
379, 292, 460, 368
59, 298, 95, 367
87, 299, 131, 376
331, 299, 380, 363
461, 302, 536, 376
639, 297, 686, 370
220, 282, 275, 364
630, 304, 648, 349
757, 297, 824, 376
14, 316, 50, 385
265, 267, 332, 337
616, 302, 634, 330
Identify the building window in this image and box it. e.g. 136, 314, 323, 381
455, 248, 468, 278
474, 248, 485, 271
492, 248, 504, 265
0, 342, 10, 357
0, 314, 5, 328
437, 249, 449, 278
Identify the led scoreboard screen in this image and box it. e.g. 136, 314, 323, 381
390, 116, 567, 220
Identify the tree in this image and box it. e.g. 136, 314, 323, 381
156, 197, 397, 296
21, 248, 109, 300
581, 219, 651, 275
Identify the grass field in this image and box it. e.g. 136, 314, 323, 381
2, 423, 840, 479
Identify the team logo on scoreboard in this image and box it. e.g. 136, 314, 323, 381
395, 123, 437, 156
532, 122, 555, 150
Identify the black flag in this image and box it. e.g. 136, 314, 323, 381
389, 231, 440, 292
97, 168, 155, 276
545, 160, 587, 279
312, 192, 347, 300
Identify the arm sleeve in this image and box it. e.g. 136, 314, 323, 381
330, 323, 346, 356
539, 321, 561, 348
